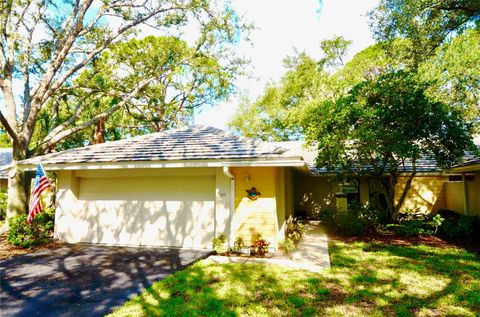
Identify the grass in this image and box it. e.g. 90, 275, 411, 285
107, 239, 480, 317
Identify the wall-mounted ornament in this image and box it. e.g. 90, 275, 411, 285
246, 187, 261, 201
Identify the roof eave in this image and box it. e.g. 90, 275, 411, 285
448, 163, 480, 173
17, 157, 306, 171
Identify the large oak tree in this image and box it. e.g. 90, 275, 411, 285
0, 0, 247, 218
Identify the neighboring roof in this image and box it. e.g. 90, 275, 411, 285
19, 126, 299, 166
449, 158, 480, 173
273, 141, 479, 175
270, 141, 326, 174
0, 148, 12, 179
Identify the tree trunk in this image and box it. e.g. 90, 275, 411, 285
379, 175, 398, 222
6, 141, 29, 222
93, 117, 105, 144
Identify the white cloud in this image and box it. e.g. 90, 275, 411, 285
194, 0, 379, 130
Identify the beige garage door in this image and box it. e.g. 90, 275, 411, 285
67, 175, 215, 249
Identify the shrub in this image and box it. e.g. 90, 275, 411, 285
280, 218, 306, 253
437, 209, 480, 240
353, 202, 387, 227
387, 212, 444, 236
318, 207, 337, 230
285, 218, 305, 243
7, 208, 55, 248
0, 190, 7, 221
337, 212, 369, 236
279, 238, 296, 253
323, 203, 383, 236
211, 234, 228, 254
396, 207, 430, 222
250, 237, 269, 256
233, 237, 245, 252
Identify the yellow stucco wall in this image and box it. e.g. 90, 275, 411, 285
446, 172, 480, 216
394, 176, 447, 212
468, 172, 480, 215
295, 173, 450, 215
231, 167, 276, 247
294, 173, 339, 216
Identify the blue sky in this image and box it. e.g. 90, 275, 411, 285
194, 0, 379, 130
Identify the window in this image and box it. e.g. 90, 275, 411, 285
340, 179, 360, 206
448, 174, 475, 182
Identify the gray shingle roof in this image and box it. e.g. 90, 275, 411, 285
0, 148, 12, 179
16, 127, 480, 174
272, 141, 479, 175
20, 126, 296, 165
453, 157, 480, 168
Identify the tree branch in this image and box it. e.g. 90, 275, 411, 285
24, 3, 187, 143
0, 110, 20, 143
35, 76, 156, 153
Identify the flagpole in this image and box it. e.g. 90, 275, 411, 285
38, 161, 66, 215
38, 161, 66, 239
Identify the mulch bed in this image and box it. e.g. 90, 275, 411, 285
0, 233, 64, 259
331, 232, 480, 255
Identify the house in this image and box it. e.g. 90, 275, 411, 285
446, 158, 480, 216
19, 126, 302, 250
0, 148, 12, 191
275, 141, 479, 218
17, 126, 479, 250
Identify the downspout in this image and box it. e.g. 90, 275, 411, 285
223, 166, 235, 248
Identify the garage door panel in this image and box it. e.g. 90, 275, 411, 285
78, 177, 214, 201
64, 175, 215, 248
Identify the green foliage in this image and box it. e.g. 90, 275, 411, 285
419, 29, 480, 129
438, 209, 480, 240
233, 237, 245, 252
280, 218, 306, 253
285, 218, 305, 243
320, 204, 383, 236
305, 70, 476, 219
211, 234, 228, 255
250, 237, 269, 256
386, 208, 444, 236
278, 238, 296, 253
396, 207, 430, 222
336, 212, 369, 236
369, 0, 480, 64
318, 207, 337, 229
0, 190, 7, 220
307, 70, 475, 173
7, 208, 55, 248
230, 30, 479, 141
32, 34, 244, 152
0, 130, 12, 148
229, 36, 352, 141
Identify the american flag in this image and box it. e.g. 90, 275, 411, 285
27, 164, 51, 224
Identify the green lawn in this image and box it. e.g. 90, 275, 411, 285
108, 239, 480, 317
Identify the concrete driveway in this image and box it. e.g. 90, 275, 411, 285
0, 244, 210, 317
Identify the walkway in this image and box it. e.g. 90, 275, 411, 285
206, 221, 330, 272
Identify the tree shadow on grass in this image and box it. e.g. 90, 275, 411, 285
110, 241, 480, 317
332, 241, 480, 316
